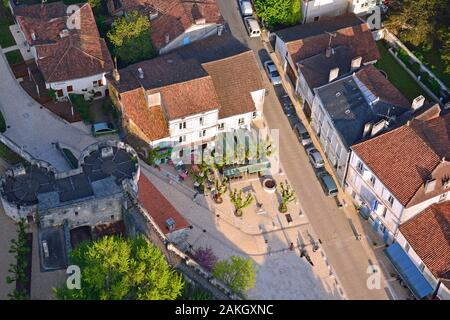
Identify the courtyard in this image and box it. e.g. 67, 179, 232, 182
141, 162, 346, 299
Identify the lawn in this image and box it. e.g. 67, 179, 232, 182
0, 23, 15, 48
5, 49, 23, 65
375, 41, 431, 102
0, 142, 28, 165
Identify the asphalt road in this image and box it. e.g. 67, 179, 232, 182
216, 0, 390, 300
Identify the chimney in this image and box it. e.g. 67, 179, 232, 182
59, 29, 69, 38
31, 30, 36, 41
113, 57, 120, 81
137, 67, 144, 79
362, 122, 373, 138
371, 119, 387, 137
329, 67, 339, 82
165, 33, 170, 44
351, 56, 362, 71
411, 95, 425, 111
325, 46, 332, 58
113, 68, 120, 82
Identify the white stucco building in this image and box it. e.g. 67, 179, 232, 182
11, 2, 113, 100
107, 34, 265, 156
346, 113, 450, 245
301, 0, 384, 23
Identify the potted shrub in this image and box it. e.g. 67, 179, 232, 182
229, 189, 253, 217
213, 178, 228, 204
278, 182, 296, 213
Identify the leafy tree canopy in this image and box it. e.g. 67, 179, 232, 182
54, 235, 184, 300
385, 0, 448, 47
107, 11, 155, 65
212, 256, 256, 296
253, 0, 302, 29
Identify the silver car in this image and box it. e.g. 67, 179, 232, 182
306, 147, 324, 169
293, 122, 312, 146
263, 60, 281, 85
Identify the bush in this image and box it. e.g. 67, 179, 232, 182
420, 71, 430, 84
411, 62, 421, 76
69, 94, 91, 123
397, 48, 411, 67
429, 78, 442, 96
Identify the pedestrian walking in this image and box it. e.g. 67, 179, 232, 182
289, 242, 294, 251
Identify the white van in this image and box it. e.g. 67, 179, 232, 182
239, 0, 253, 17
244, 17, 261, 38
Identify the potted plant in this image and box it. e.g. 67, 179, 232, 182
213, 178, 228, 204
229, 189, 253, 217
278, 182, 295, 213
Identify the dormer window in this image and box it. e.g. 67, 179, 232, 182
387, 195, 394, 207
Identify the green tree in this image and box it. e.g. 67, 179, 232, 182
212, 256, 256, 296
253, 0, 302, 29
278, 182, 295, 213
107, 11, 155, 65
54, 235, 184, 300
385, 0, 447, 47
229, 189, 253, 217
6, 219, 30, 300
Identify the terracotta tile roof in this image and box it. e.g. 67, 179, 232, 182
286, 21, 379, 66
202, 51, 263, 119
107, 34, 263, 141
138, 174, 190, 235
120, 87, 169, 141
352, 115, 450, 206
118, 0, 223, 50
355, 65, 410, 109
16, 3, 113, 83
399, 201, 450, 279
151, 76, 220, 120
13, 1, 67, 19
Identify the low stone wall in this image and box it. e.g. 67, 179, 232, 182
127, 203, 240, 300
0, 133, 34, 163
378, 28, 448, 101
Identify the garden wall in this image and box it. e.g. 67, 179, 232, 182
376, 28, 449, 104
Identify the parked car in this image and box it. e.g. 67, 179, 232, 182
239, 0, 253, 17
316, 170, 338, 197
306, 147, 324, 168
91, 122, 118, 137
293, 122, 312, 146
263, 60, 281, 85
244, 17, 261, 38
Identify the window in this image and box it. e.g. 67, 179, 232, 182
369, 175, 376, 187
218, 123, 224, 130
356, 161, 364, 174
314, 16, 319, 22
178, 135, 186, 143
67, 85, 73, 92
252, 112, 257, 119
387, 195, 394, 207
439, 192, 447, 202
418, 262, 425, 272
382, 207, 387, 218
404, 242, 410, 253
179, 121, 186, 130
98, 79, 104, 86
93, 80, 98, 87
199, 130, 206, 138
56, 89, 63, 97
238, 118, 245, 125
199, 117, 204, 125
